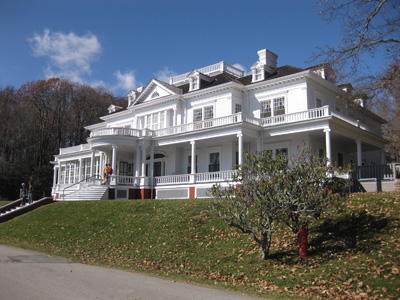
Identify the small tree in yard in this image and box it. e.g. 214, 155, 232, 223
210, 151, 288, 260
210, 149, 348, 260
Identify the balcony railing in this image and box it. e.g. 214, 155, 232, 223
88, 106, 333, 140
169, 61, 244, 86
91, 127, 143, 138
261, 106, 330, 126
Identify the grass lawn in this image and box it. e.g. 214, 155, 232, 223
0, 192, 399, 299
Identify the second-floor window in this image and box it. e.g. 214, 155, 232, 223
261, 100, 271, 118
193, 105, 214, 122
273, 97, 285, 115
260, 96, 285, 118
144, 111, 165, 130
235, 104, 242, 113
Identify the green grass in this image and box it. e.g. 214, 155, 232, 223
0, 193, 399, 299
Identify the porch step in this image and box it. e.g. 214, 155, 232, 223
62, 185, 109, 201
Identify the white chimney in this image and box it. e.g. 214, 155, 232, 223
257, 49, 278, 69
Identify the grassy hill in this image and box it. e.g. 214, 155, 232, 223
0, 192, 399, 299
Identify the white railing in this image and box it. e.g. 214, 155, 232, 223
261, 106, 330, 126
195, 170, 236, 182
353, 163, 400, 180
91, 127, 142, 138
169, 62, 244, 86
153, 113, 243, 137
153, 170, 236, 186
113, 175, 138, 185
59, 144, 91, 155
154, 174, 191, 185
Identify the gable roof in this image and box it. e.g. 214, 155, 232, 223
131, 79, 182, 106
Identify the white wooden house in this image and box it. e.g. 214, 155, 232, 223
51, 49, 392, 200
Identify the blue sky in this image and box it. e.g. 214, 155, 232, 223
0, 0, 344, 96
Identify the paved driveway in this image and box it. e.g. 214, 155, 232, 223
0, 245, 264, 300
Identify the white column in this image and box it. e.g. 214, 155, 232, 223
99, 152, 104, 177
173, 108, 177, 126
61, 163, 65, 184
135, 147, 140, 177
191, 140, 196, 175
53, 166, 58, 187
356, 139, 362, 166
90, 150, 95, 177
237, 133, 243, 165
68, 163, 72, 184
141, 143, 147, 177
112, 145, 118, 174
78, 158, 82, 182
324, 128, 332, 166
149, 141, 154, 179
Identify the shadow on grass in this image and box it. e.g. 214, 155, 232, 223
308, 210, 389, 257
267, 210, 390, 263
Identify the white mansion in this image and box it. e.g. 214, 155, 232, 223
51, 49, 390, 200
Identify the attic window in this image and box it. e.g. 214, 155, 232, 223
251, 64, 265, 83
151, 92, 159, 98
190, 76, 199, 91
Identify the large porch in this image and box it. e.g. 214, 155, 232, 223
52, 106, 391, 200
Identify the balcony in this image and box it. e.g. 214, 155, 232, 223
88, 106, 337, 140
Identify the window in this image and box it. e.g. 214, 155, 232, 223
193, 105, 214, 126
273, 97, 285, 115
144, 111, 165, 130
260, 96, 285, 118
255, 68, 263, 81
204, 106, 213, 119
235, 104, 242, 113
276, 148, 288, 157
192, 78, 198, 90
119, 162, 134, 176
209, 152, 220, 172
151, 91, 159, 98
261, 100, 271, 118
193, 108, 202, 122
316, 98, 322, 108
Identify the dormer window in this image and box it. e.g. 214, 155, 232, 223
250, 62, 265, 83
190, 77, 199, 91
188, 70, 213, 91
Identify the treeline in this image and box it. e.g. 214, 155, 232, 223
0, 78, 126, 199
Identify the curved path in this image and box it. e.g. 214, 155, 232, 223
0, 245, 264, 300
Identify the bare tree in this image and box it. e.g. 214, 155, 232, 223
313, 0, 399, 85
313, 0, 400, 160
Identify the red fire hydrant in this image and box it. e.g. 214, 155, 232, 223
296, 228, 309, 258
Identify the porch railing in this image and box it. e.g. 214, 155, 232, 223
91, 127, 142, 138
261, 106, 330, 126
353, 163, 400, 180
195, 170, 236, 182
154, 174, 191, 185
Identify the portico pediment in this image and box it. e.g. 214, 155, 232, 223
131, 79, 182, 106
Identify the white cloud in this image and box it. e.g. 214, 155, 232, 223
155, 67, 177, 83
28, 29, 101, 82
113, 70, 138, 91
233, 63, 250, 76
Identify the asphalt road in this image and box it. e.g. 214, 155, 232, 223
0, 245, 264, 300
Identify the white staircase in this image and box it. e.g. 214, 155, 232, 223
62, 185, 109, 201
